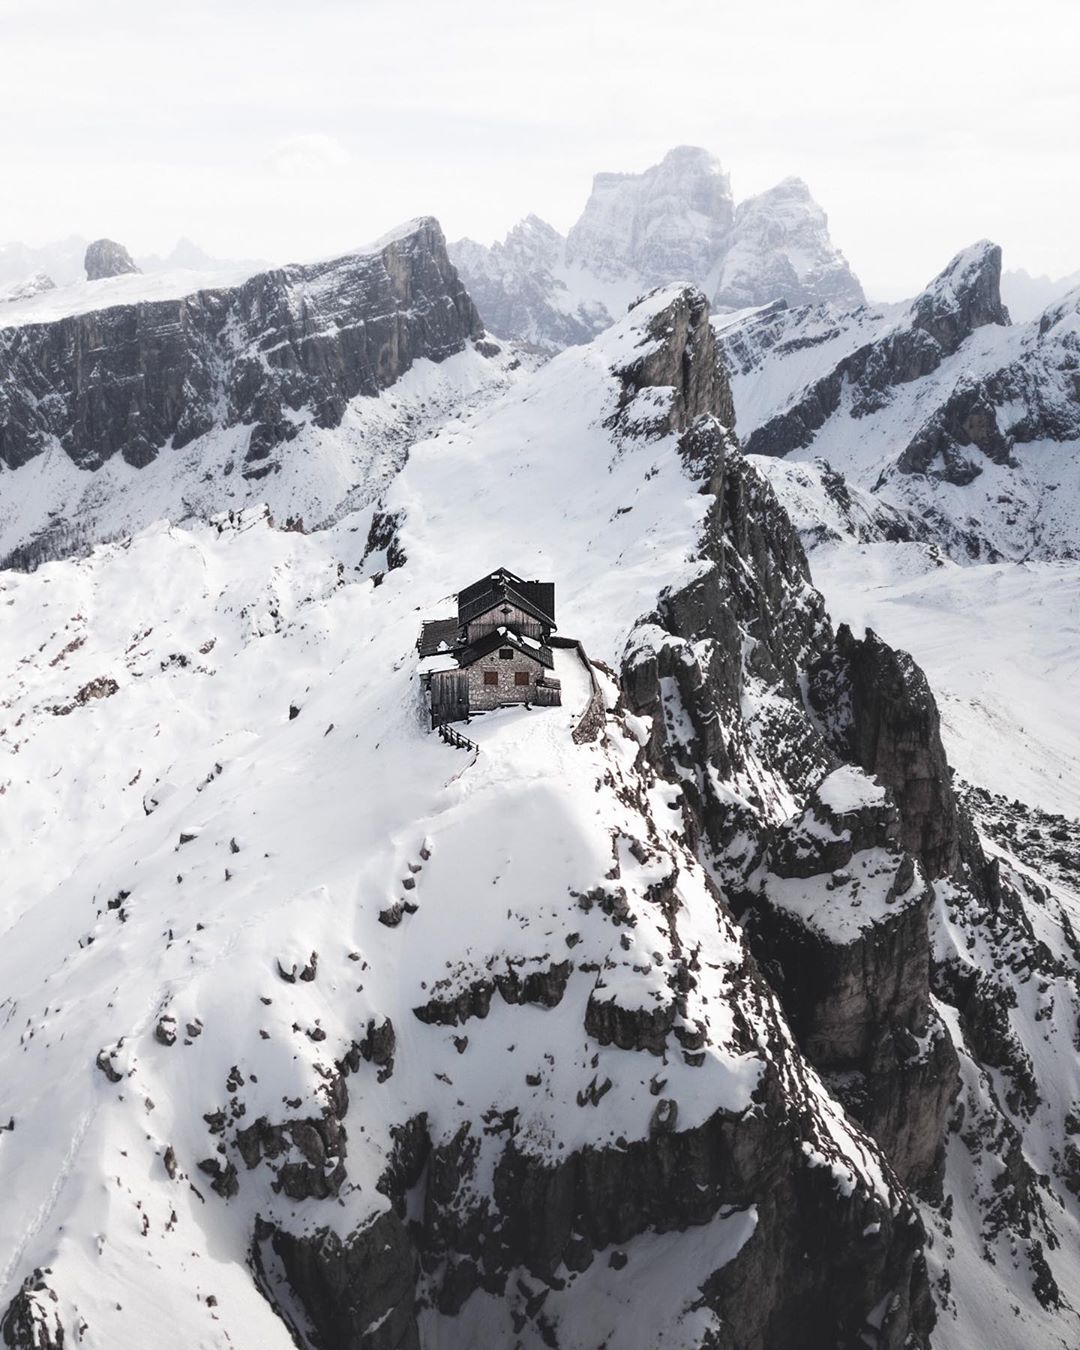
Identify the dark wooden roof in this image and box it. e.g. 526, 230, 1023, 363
417, 617, 462, 657
457, 568, 556, 629
457, 627, 555, 670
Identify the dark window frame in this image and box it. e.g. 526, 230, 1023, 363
483, 669, 499, 686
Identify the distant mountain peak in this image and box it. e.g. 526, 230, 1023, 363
910, 239, 1009, 347
84, 237, 140, 280
451, 146, 864, 351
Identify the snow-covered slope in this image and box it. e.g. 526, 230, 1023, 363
0, 218, 502, 570
3, 251, 1080, 1350
722, 242, 1080, 561
450, 147, 862, 352
0, 283, 959, 1349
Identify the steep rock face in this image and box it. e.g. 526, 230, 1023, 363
449, 217, 608, 351
606, 286, 735, 437
809, 626, 962, 880
565, 146, 734, 286
451, 147, 863, 353
751, 768, 959, 1193
615, 312, 966, 1206
0, 217, 483, 478
713, 178, 864, 312
84, 238, 140, 280
739, 242, 1009, 464
722, 241, 1080, 561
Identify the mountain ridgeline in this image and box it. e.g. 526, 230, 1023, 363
449, 146, 864, 352
1, 180, 1080, 1350
0, 217, 481, 478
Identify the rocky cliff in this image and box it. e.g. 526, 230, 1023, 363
719, 240, 1080, 561
450, 146, 863, 353
713, 177, 864, 312
84, 238, 140, 280
0, 218, 482, 478
2, 266, 1078, 1349
0, 218, 495, 569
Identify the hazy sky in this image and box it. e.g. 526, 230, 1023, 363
5, 0, 1079, 298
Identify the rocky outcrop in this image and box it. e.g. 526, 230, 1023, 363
606, 286, 735, 437
740, 243, 1010, 463
84, 238, 140, 280
0, 218, 483, 477
566, 146, 735, 287
810, 626, 962, 879
0, 1271, 65, 1349
713, 177, 864, 312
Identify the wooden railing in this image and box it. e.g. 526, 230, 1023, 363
437, 722, 478, 753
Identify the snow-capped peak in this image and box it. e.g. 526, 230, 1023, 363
713, 176, 864, 312
451, 147, 865, 353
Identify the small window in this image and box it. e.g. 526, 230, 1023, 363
484, 670, 498, 686
514, 671, 530, 687
499, 648, 513, 660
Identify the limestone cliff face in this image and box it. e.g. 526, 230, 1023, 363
618, 287, 966, 1210
84, 237, 140, 280
740, 242, 1010, 466
606, 286, 736, 437
810, 626, 963, 880
0, 218, 483, 478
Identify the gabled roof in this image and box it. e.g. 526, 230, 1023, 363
417, 617, 462, 657
457, 568, 556, 629
457, 626, 555, 671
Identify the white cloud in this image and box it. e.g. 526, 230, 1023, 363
264, 133, 352, 179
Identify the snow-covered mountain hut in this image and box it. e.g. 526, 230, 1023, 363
418, 568, 561, 725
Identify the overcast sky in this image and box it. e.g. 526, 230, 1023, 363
4, 0, 1079, 298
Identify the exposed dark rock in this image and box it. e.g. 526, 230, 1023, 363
810, 626, 961, 879
606, 286, 735, 438
197, 1156, 239, 1199
341, 1016, 397, 1083
236, 1072, 349, 1202
584, 988, 675, 1054
155, 1015, 177, 1047
95, 1048, 122, 1083
265, 1211, 420, 1350
0, 219, 482, 479
364, 509, 407, 577
414, 960, 574, 1029
1, 1271, 65, 1350
85, 238, 140, 280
